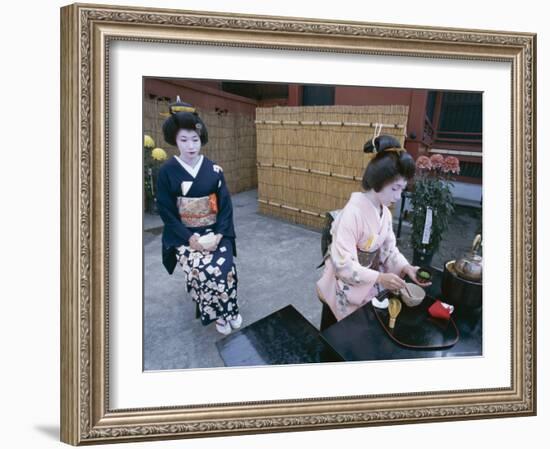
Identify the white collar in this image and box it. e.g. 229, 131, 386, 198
174, 155, 203, 178
362, 192, 385, 218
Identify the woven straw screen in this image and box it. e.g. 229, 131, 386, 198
256, 105, 409, 230
143, 97, 257, 194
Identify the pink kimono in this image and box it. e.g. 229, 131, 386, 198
316, 192, 409, 321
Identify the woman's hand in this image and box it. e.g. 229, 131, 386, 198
402, 264, 432, 287
201, 234, 223, 252
188, 234, 204, 252
377, 272, 407, 291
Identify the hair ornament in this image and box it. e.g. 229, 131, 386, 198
169, 96, 196, 115
383, 147, 406, 154
373, 123, 383, 140
170, 105, 196, 113
365, 123, 385, 154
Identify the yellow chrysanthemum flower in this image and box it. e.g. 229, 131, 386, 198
151, 147, 167, 161
144, 134, 155, 148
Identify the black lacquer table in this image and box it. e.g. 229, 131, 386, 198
216, 304, 343, 366
320, 268, 482, 361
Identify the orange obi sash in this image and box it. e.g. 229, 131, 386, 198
177, 193, 218, 227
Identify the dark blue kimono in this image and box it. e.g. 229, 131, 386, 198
156, 156, 236, 273
156, 156, 238, 325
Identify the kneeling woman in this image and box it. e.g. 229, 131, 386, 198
317, 134, 429, 322
156, 100, 241, 335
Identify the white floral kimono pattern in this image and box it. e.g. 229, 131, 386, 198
176, 228, 238, 325
316, 192, 408, 321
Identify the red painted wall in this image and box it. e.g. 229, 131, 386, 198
335, 86, 413, 106
288, 84, 302, 106
144, 78, 258, 115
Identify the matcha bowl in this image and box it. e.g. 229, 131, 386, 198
416, 266, 432, 283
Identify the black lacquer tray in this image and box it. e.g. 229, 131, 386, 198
373, 296, 459, 350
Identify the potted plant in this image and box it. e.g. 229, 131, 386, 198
409, 153, 460, 266
143, 134, 167, 214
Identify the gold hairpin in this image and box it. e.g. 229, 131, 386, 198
384, 147, 406, 154
170, 106, 196, 113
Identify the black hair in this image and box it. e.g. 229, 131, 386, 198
361, 134, 415, 191
162, 101, 209, 146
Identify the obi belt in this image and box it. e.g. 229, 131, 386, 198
357, 248, 380, 270
177, 193, 218, 228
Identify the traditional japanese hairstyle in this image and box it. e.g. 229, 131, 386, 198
362, 134, 415, 192
162, 97, 209, 146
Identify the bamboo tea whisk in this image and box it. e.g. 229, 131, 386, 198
388, 298, 402, 329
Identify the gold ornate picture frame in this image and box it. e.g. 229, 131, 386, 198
60, 3, 536, 445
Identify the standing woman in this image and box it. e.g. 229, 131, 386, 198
156, 100, 241, 335
316, 134, 430, 323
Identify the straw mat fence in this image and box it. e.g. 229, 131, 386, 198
256, 105, 409, 230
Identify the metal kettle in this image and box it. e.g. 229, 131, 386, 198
454, 234, 482, 282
